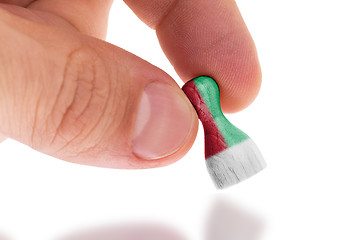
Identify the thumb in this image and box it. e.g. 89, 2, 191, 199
0, 9, 197, 169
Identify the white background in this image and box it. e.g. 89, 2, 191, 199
1, 0, 341, 239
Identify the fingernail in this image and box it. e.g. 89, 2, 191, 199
132, 82, 195, 160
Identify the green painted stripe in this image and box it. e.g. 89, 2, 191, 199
193, 76, 249, 147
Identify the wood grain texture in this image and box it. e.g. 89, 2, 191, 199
206, 139, 266, 188
182, 79, 227, 158
192, 76, 249, 147
182, 76, 266, 188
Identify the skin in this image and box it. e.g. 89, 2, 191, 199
0, 0, 261, 169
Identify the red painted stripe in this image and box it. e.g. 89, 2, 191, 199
182, 80, 228, 158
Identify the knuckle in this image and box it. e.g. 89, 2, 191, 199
48, 46, 112, 152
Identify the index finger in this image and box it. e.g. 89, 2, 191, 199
124, 0, 261, 113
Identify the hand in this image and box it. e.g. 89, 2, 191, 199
0, 0, 261, 169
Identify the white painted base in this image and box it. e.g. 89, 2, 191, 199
206, 138, 266, 189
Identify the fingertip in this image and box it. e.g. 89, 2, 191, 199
218, 54, 262, 113
133, 114, 199, 169
124, 0, 262, 113
131, 82, 195, 157
174, 43, 262, 113
153, 0, 262, 113
78, 109, 199, 170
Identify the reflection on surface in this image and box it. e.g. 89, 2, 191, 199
56, 196, 263, 240
59, 223, 186, 240
206, 197, 263, 240
0, 233, 10, 240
